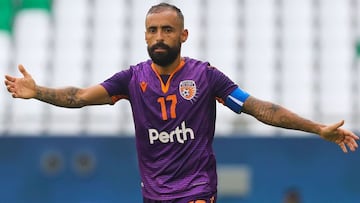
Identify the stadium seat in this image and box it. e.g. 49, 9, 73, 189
241, 0, 277, 135
46, 0, 89, 134
280, 0, 314, 135
207, 0, 239, 135
0, 2, 12, 125
175, 1, 203, 60
129, 0, 155, 64
1, 0, 357, 136
318, 1, 352, 126
84, 0, 133, 135
0, 31, 12, 133
9, 9, 51, 134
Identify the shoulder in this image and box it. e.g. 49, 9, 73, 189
184, 57, 222, 72
184, 57, 210, 69
182, 57, 230, 82
130, 60, 152, 72
102, 60, 151, 84
109, 60, 152, 79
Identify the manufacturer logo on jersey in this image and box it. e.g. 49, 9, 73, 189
140, 81, 148, 93
179, 80, 196, 101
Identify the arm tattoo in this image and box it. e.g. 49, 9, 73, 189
244, 97, 321, 134
255, 102, 280, 123
244, 98, 279, 123
35, 86, 86, 108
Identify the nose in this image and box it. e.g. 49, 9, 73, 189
155, 30, 164, 42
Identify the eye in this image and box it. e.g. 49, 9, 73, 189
147, 27, 157, 34
164, 27, 173, 33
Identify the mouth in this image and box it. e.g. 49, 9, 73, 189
151, 43, 170, 53
153, 48, 167, 53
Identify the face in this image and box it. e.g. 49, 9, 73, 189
145, 9, 188, 67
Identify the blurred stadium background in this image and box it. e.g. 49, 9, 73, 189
0, 0, 360, 202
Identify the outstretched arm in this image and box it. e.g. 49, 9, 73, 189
4, 64, 113, 108
242, 96, 359, 153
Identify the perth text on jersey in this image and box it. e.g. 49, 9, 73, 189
148, 121, 195, 144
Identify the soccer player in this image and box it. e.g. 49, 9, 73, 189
4, 3, 359, 203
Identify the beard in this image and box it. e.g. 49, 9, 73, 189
147, 42, 181, 67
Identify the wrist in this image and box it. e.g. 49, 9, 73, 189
34, 85, 43, 99
315, 124, 326, 136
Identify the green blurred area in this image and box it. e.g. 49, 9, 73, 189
0, 0, 51, 33
0, 0, 14, 33
356, 40, 360, 57
20, 0, 52, 10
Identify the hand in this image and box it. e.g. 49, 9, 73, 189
319, 120, 359, 153
4, 64, 37, 99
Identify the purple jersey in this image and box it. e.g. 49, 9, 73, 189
101, 57, 248, 200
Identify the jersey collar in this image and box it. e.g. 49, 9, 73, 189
151, 58, 186, 93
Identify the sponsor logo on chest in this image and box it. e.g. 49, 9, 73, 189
148, 121, 195, 144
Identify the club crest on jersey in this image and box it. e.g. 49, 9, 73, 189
179, 80, 197, 101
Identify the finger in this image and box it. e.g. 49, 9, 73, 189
350, 133, 360, 140
329, 120, 345, 131
353, 139, 359, 148
4, 74, 16, 82
7, 85, 16, 94
340, 129, 359, 142
349, 143, 357, 152
345, 140, 356, 152
350, 137, 359, 147
4, 79, 15, 91
339, 142, 348, 153
4, 79, 12, 86
347, 138, 359, 151
18, 64, 30, 78
6, 85, 12, 92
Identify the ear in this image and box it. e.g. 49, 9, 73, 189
181, 29, 189, 43
144, 31, 148, 43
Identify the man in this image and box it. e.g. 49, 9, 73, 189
4, 3, 359, 203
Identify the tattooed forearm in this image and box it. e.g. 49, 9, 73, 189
35, 86, 86, 108
276, 109, 314, 130
243, 96, 322, 134
244, 98, 281, 125
253, 102, 279, 123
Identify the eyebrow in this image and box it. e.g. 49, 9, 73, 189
147, 25, 174, 30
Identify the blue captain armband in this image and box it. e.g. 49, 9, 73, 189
225, 87, 250, 114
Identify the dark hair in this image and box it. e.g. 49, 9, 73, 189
147, 3, 184, 28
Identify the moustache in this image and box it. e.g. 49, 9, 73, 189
150, 42, 171, 52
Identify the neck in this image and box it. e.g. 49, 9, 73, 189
153, 56, 182, 75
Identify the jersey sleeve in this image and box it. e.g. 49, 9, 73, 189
207, 66, 250, 113
207, 66, 238, 99
100, 68, 132, 103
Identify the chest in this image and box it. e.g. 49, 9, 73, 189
129, 69, 211, 121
